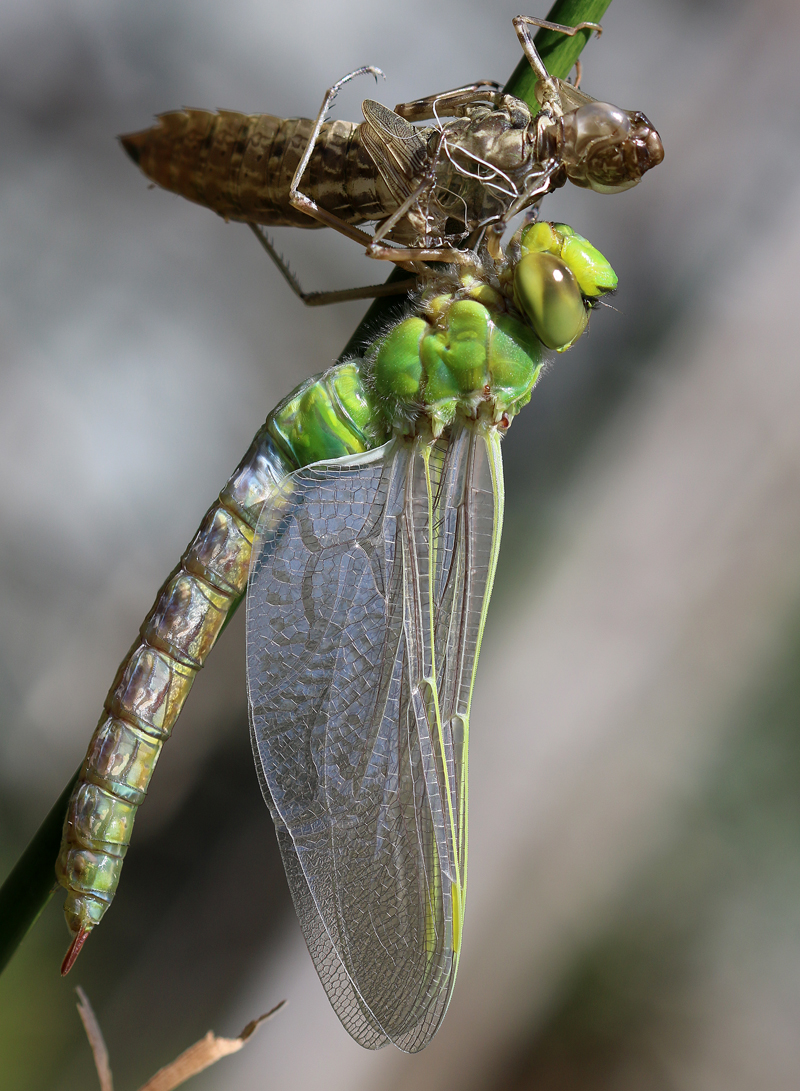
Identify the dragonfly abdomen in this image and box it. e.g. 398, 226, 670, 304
57, 362, 387, 971
120, 110, 392, 228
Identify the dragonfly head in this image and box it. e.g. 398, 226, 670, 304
369, 223, 618, 438
560, 103, 664, 193
505, 221, 618, 351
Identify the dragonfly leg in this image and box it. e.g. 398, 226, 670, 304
514, 15, 602, 39
290, 66, 387, 249
393, 81, 502, 122
365, 173, 439, 256
367, 242, 481, 268
512, 16, 602, 113
247, 224, 415, 306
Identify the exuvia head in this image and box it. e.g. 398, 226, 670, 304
559, 102, 664, 193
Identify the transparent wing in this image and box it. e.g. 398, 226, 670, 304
246, 422, 504, 1052
360, 99, 431, 206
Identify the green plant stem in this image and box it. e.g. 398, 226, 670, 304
0, 0, 611, 979
0, 772, 79, 976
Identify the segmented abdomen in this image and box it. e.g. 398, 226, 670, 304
56, 361, 387, 963
120, 110, 393, 227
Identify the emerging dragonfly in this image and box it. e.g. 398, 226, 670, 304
120, 17, 662, 300
57, 219, 619, 1050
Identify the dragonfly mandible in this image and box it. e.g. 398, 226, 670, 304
119, 16, 662, 301
56, 219, 619, 1051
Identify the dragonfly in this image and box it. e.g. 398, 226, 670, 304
119, 16, 662, 302
56, 218, 619, 1051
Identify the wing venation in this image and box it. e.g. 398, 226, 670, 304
246, 422, 503, 1051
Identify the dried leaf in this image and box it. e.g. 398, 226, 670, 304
137, 1003, 285, 1091
75, 988, 285, 1091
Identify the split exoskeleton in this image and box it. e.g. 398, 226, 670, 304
121, 17, 663, 301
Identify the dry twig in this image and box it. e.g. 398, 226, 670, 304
76, 988, 285, 1091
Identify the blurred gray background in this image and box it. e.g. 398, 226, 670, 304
3, 0, 800, 1088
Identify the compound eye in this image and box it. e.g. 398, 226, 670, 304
562, 102, 641, 193
573, 102, 630, 147
515, 252, 588, 350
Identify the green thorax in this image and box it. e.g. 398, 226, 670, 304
370, 267, 544, 436
267, 222, 617, 464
